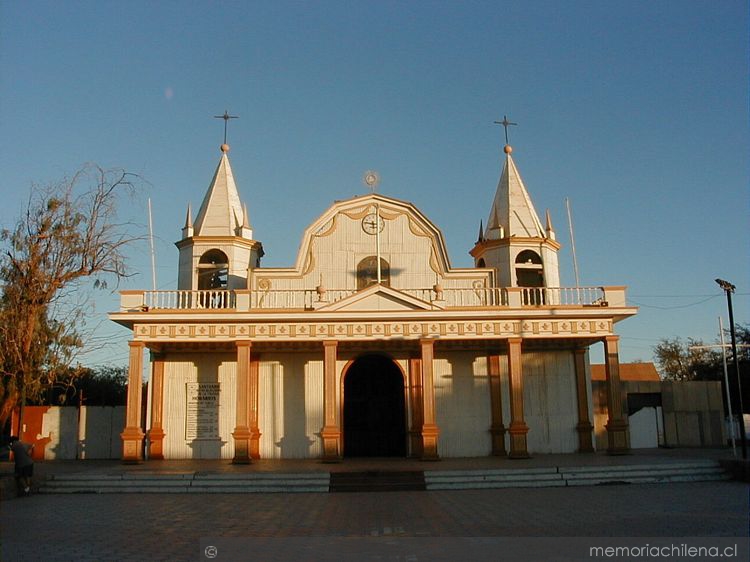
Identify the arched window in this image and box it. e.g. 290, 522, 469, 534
515, 250, 544, 304
357, 256, 390, 289
198, 249, 229, 290
476, 258, 486, 268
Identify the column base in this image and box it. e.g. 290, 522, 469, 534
605, 419, 630, 455
249, 427, 261, 460
321, 426, 342, 462
409, 430, 423, 458
507, 422, 530, 459
576, 421, 595, 453
232, 427, 253, 464
148, 428, 166, 460
121, 427, 145, 464
490, 424, 507, 456
420, 424, 440, 461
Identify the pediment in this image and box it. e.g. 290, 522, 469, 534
318, 285, 439, 312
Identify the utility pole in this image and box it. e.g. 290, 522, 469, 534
690, 319, 750, 457
716, 278, 746, 459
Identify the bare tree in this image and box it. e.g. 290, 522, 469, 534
0, 164, 141, 431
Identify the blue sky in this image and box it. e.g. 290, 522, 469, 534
1, 1, 747, 368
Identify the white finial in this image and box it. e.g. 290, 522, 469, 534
363, 170, 380, 192
182, 203, 194, 237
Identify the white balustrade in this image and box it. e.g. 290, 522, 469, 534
131, 286, 610, 311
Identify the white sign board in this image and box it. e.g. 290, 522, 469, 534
185, 383, 220, 440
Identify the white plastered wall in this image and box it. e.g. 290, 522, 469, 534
433, 351, 492, 457
522, 350, 579, 453
258, 353, 324, 459
162, 352, 237, 459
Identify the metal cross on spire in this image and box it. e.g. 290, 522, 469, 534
493, 115, 517, 145
214, 110, 239, 145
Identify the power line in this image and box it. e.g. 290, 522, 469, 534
629, 295, 720, 310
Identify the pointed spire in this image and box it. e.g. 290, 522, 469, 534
485, 146, 545, 240
194, 148, 245, 237
237, 203, 253, 239
476, 219, 484, 244
182, 203, 194, 238
242, 203, 251, 228
545, 209, 556, 240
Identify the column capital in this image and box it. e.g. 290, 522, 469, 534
128, 340, 146, 349
323, 339, 338, 349
236, 340, 252, 349
507, 337, 523, 346
602, 335, 620, 344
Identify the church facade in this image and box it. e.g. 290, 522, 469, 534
111, 140, 637, 462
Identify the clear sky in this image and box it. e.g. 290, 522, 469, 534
1, 1, 748, 368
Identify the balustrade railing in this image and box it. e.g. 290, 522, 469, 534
517, 286, 606, 307
144, 290, 236, 310
129, 286, 609, 311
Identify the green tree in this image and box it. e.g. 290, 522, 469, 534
0, 164, 140, 430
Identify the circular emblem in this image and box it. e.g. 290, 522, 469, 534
361, 213, 385, 234
363, 170, 380, 191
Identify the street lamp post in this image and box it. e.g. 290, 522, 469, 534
716, 278, 746, 459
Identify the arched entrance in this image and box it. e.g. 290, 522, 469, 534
343, 355, 406, 457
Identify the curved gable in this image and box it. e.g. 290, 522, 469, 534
253, 193, 490, 295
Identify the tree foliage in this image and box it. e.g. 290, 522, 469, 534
653, 326, 750, 382
652, 337, 721, 381
27, 365, 128, 407
0, 164, 140, 427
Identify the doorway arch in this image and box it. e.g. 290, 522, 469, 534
343, 354, 406, 457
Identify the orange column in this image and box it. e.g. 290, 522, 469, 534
487, 353, 507, 456
232, 341, 253, 464
248, 353, 261, 460
603, 336, 630, 454
147, 352, 166, 460
573, 348, 594, 453
408, 356, 424, 458
420, 339, 440, 460
507, 338, 530, 459
321, 340, 341, 461
121, 341, 145, 463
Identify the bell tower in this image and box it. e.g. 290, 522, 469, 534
176, 143, 264, 290
470, 139, 560, 289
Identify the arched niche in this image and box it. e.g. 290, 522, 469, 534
198, 249, 229, 290
356, 256, 390, 290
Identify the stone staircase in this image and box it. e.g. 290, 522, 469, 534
425, 460, 729, 490
330, 470, 426, 492
38, 471, 330, 494
37, 459, 728, 494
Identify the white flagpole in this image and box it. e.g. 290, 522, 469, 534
376, 202, 382, 284
147, 198, 157, 292
565, 197, 580, 289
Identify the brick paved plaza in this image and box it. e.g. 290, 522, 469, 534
2, 481, 747, 561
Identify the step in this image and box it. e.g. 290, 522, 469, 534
426, 478, 567, 490
37, 460, 730, 494
330, 471, 426, 492
39, 471, 331, 494
559, 460, 718, 475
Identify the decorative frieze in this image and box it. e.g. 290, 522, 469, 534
133, 318, 614, 342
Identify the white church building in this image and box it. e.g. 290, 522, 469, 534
110, 137, 637, 463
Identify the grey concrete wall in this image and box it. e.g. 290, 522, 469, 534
661, 381, 725, 447
593, 380, 725, 449
36, 406, 126, 460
